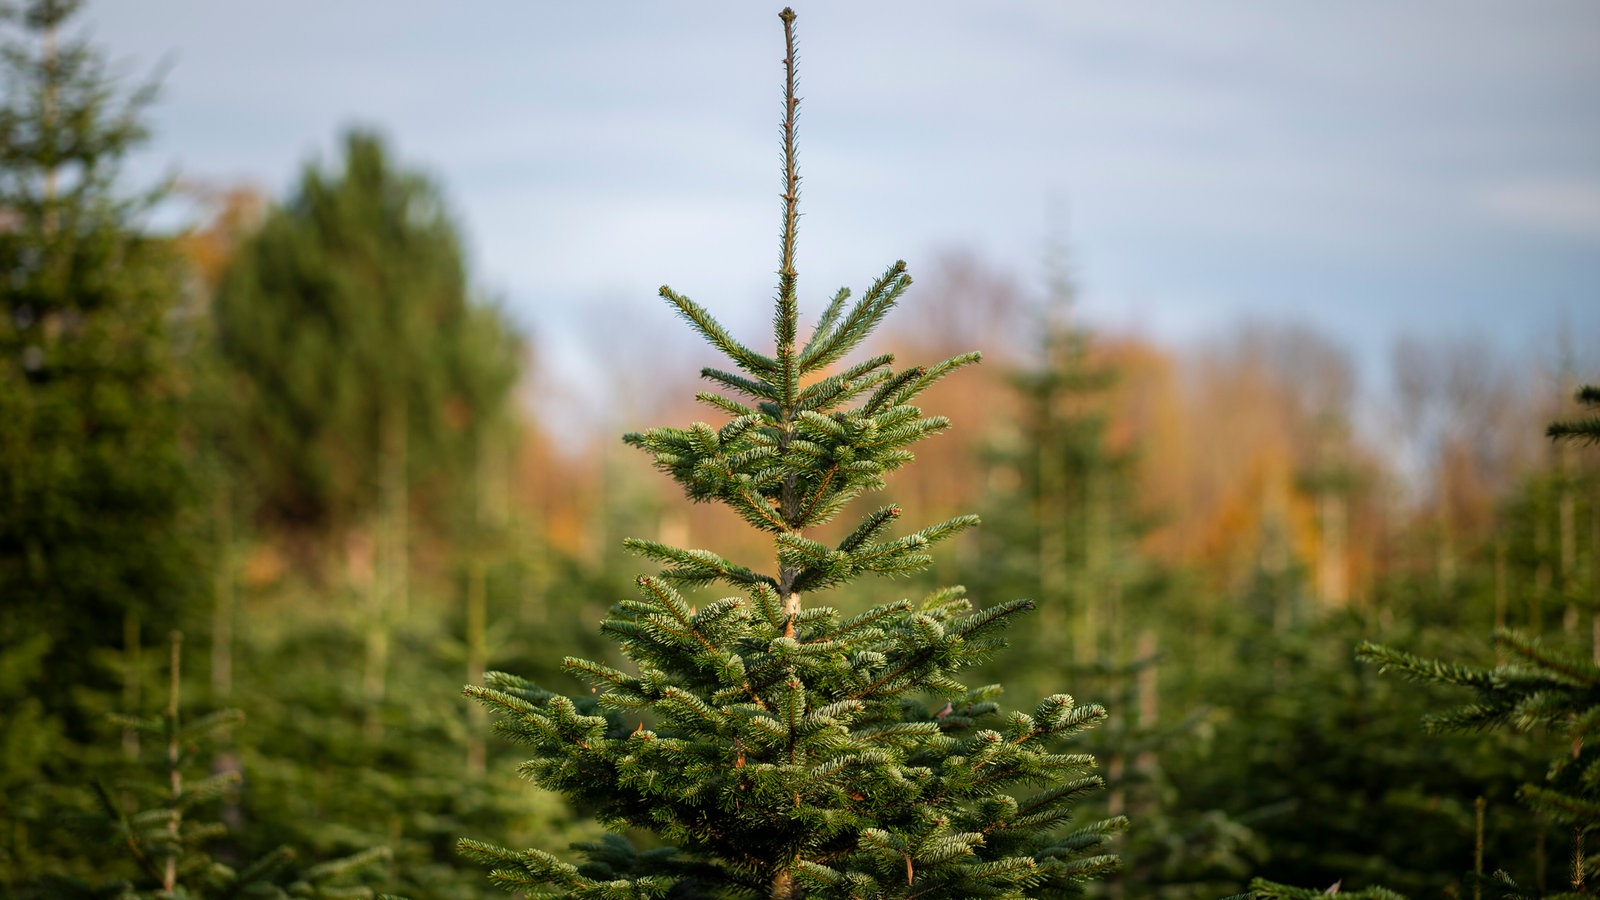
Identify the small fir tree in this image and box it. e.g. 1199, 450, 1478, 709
970, 254, 1149, 686
17, 632, 394, 899
461, 9, 1123, 899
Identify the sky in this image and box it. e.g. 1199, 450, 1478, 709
89, 2, 1600, 412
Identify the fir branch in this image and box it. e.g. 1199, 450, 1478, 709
697, 391, 759, 419
800, 285, 851, 359
795, 352, 894, 412
624, 539, 772, 588
701, 367, 779, 403
1495, 628, 1600, 687
1547, 384, 1600, 444
831, 604, 918, 647
659, 285, 776, 377
799, 259, 911, 372
891, 351, 983, 407
1354, 641, 1496, 690
863, 368, 925, 417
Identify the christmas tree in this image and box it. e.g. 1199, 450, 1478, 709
15, 632, 394, 898
461, 9, 1123, 899
1242, 382, 1600, 898
0, 0, 200, 711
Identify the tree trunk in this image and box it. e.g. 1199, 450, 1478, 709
466, 558, 488, 777
123, 610, 141, 758
211, 485, 234, 700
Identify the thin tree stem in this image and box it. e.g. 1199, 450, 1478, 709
164, 631, 183, 893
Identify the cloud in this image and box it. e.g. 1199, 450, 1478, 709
1478, 179, 1600, 237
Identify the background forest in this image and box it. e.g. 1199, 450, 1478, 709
3, 2, 1600, 898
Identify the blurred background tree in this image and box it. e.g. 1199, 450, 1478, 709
0, 0, 207, 881
0, 0, 198, 714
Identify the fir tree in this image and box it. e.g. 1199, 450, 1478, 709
461, 10, 1123, 899
212, 127, 524, 732
1296, 378, 1600, 897
1357, 629, 1600, 896
0, 0, 199, 705
211, 127, 522, 551
15, 633, 395, 899
965, 257, 1258, 895
970, 254, 1147, 686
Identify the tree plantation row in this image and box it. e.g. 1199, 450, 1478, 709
3, 3, 1599, 898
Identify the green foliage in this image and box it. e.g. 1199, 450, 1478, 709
211, 127, 522, 542
1169, 608, 1554, 896
1330, 390, 1600, 896
467, 589, 1119, 898
0, 632, 67, 878
462, 9, 1121, 897
1359, 630, 1600, 889
1233, 877, 1408, 899
0, 0, 199, 695
1547, 386, 1600, 445
10, 633, 395, 899
970, 278, 1143, 683
220, 574, 604, 898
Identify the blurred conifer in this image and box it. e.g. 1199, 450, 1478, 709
0, 0, 200, 706
210, 127, 523, 558
12, 632, 397, 898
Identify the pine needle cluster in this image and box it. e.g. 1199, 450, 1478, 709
461, 9, 1122, 899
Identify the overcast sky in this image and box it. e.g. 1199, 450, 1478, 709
91, 2, 1600, 404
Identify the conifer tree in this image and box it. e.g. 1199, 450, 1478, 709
1355, 630, 1598, 897
15, 633, 394, 898
0, 0, 199, 701
1259, 379, 1600, 898
963, 259, 1263, 894
461, 10, 1123, 898
212, 128, 523, 734
212, 127, 522, 550
968, 251, 1163, 698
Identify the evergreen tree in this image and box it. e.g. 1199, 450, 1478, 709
13, 632, 395, 898
964, 258, 1257, 896
461, 10, 1123, 898
0, 0, 199, 703
211, 127, 522, 552
969, 256, 1150, 689
1357, 631, 1600, 897
211, 127, 524, 738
